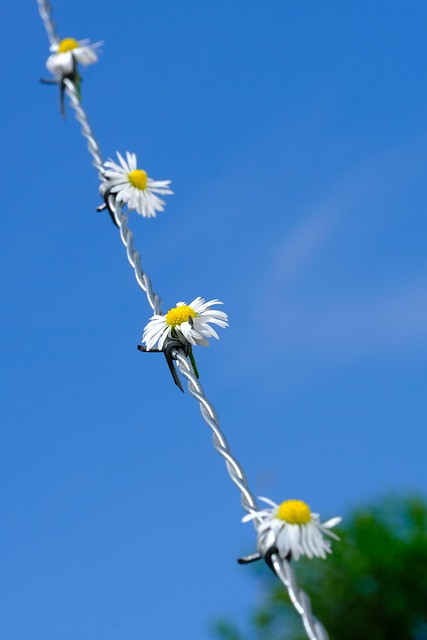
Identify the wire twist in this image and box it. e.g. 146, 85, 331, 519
36, 2, 330, 637
175, 352, 329, 639
63, 79, 104, 176
37, 0, 58, 46
174, 351, 258, 513
271, 553, 329, 640
103, 194, 162, 315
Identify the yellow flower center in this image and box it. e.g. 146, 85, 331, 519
58, 38, 79, 53
276, 500, 311, 524
165, 305, 197, 327
128, 169, 148, 191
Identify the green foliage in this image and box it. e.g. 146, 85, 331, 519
214, 495, 427, 640
214, 621, 244, 640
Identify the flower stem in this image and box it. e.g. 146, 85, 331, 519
188, 347, 200, 379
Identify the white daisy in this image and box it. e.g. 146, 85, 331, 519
143, 297, 229, 351
243, 497, 342, 561
102, 152, 173, 218
46, 37, 102, 77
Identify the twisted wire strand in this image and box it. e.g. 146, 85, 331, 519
63, 79, 104, 176
36, 2, 329, 637
175, 351, 330, 639
174, 350, 258, 513
62, 75, 162, 313
104, 195, 162, 315
37, 0, 59, 46
271, 553, 329, 640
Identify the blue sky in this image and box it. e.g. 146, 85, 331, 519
1, 1, 427, 639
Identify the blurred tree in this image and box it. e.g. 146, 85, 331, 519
213, 495, 427, 640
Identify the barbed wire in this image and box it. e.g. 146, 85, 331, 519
37, 0, 58, 46
270, 553, 329, 640
174, 351, 258, 513
63, 79, 104, 176
99, 192, 162, 314
36, 2, 331, 638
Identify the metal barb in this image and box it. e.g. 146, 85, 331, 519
100, 187, 119, 227
58, 64, 81, 119
137, 340, 190, 392
40, 77, 59, 85
237, 553, 262, 565
238, 545, 287, 571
